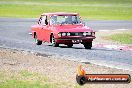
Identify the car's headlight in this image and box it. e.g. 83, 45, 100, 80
83, 32, 91, 36
83, 32, 87, 36
86, 32, 91, 35
62, 33, 67, 36
58, 32, 70, 37
67, 32, 70, 36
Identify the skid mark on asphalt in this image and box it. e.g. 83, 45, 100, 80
93, 43, 132, 51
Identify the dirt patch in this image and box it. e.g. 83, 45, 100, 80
0, 48, 132, 88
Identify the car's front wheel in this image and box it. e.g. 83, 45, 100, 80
83, 42, 92, 49
34, 35, 42, 45
51, 35, 59, 47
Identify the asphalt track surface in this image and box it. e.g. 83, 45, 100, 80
0, 18, 132, 71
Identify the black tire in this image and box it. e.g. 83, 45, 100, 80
34, 35, 42, 45
67, 44, 73, 48
76, 75, 86, 85
51, 35, 59, 47
83, 42, 92, 49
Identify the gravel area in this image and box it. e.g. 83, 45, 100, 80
0, 47, 132, 88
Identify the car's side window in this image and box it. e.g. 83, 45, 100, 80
40, 15, 48, 25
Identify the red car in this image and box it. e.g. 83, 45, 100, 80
31, 12, 95, 49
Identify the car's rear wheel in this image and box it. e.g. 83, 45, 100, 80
51, 35, 59, 47
67, 44, 73, 48
83, 42, 92, 49
34, 34, 42, 45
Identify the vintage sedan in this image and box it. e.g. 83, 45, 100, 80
31, 12, 95, 49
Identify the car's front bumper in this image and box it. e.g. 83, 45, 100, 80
55, 36, 96, 44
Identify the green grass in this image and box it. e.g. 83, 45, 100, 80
0, 0, 132, 4
0, 70, 81, 88
106, 33, 132, 44
0, 0, 132, 20
0, 79, 56, 88
20, 70, 34, 77
0, 71, 58, 88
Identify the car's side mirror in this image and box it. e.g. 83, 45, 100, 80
79, 17, 85, 26
38, 17, 42, 25
45, 20, 48, 25
38, 21, 40, 24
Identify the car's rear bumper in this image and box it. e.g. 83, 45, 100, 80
55, 36, 96, 44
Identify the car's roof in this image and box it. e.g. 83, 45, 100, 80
41, 12, 79, 16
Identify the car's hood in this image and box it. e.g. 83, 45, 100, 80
51, 24, 94, 32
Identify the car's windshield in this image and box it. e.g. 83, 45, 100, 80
50, 15, 81, 25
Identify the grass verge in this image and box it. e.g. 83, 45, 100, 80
0, 71, 58, 88
104, 32, 132, 44
0, 0, 132, 20
0, 70, 81, 88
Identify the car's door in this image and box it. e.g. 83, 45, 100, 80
39, 15, 51, 42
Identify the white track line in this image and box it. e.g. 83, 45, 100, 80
98, 29, 129, 32
93, 44, 132, 51
115, 29, 128, 31
98, 30, 110, 32
28, 33, 32, 35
